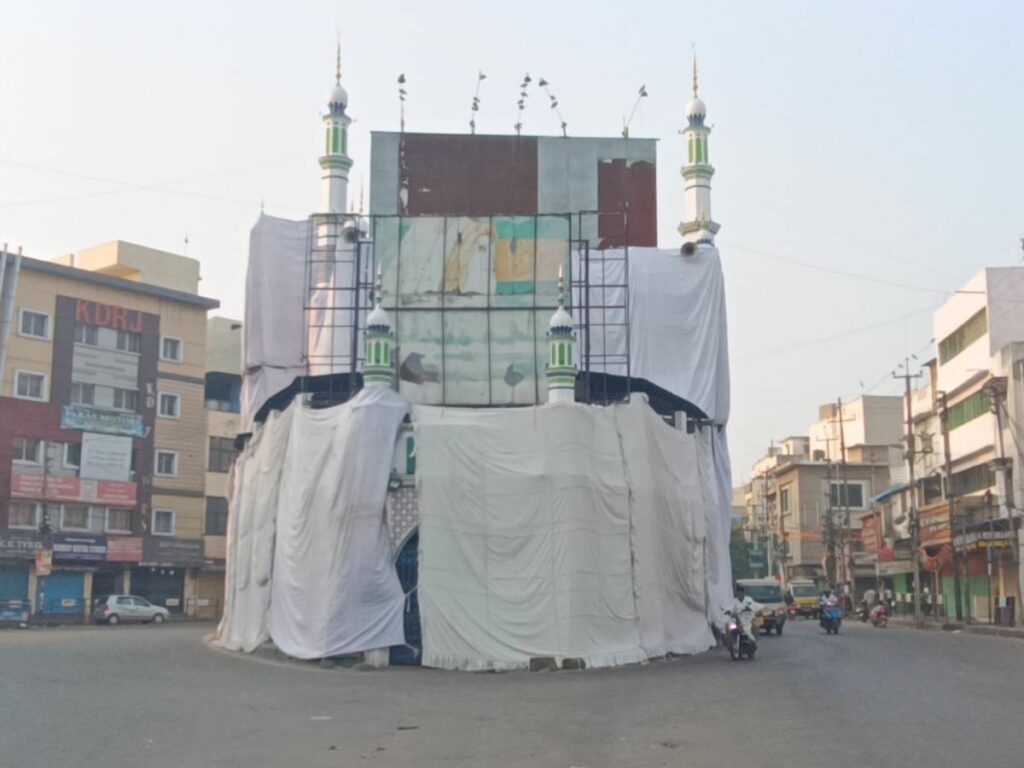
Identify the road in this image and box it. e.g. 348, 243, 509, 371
2, 619, 1023, 767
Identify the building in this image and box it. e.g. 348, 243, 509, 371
743, 397, 902, 593
198, 316, 242, 619
0, 242, 218, 621
869, 268, 1024, 625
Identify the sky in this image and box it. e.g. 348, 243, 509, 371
3, 1, 1024, 477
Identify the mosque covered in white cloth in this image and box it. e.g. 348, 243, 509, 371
215, 49, 735, 671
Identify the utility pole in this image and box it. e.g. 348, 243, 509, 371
762, 469, 773, 579
836, 397, 852, 601
895, 359, 924, 626
937, 391, 963, 621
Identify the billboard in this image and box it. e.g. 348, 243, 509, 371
370, 132, 657, 248
370, 214, 571, 406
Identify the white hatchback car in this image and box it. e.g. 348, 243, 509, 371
93, 594, 171, 625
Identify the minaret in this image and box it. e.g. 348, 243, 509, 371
545, 266, 577, 403
678, 52, 720, 247
320, 41, 353, 215
363, 269, 395, 389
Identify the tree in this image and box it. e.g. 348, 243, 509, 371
730, 524, 754, 581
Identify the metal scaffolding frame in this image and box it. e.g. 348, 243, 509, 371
302, 211, 631, 407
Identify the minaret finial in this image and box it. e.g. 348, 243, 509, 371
557, 263, 565, 307
374, 265, 383, 307
335, 34, 341, 86
692, 45, 698, 98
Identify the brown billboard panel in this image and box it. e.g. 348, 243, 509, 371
597, 159, 657, 249
401, 134, 538, 216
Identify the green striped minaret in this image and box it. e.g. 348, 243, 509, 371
545, 265, 577, 403
364, 268, 395, 389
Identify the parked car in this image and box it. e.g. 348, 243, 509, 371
93, 595, 170, 625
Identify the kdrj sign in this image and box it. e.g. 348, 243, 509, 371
61, 406, 144, 437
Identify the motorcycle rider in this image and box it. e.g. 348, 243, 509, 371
731, 584, 764, 644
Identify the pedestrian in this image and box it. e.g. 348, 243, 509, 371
923, 585, 932, 617
884, 582, 894, 612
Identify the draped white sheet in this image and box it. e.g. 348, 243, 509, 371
414, 399, 716, 671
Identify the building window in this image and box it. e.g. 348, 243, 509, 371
63, 442, 81, 469
205, 496, 229, 536
70, 381, 96, 406
113, 388, 139, 411
829, 482, 866, 510
950, 464, 995, 496
780, 487, 790, 514
74, 324, 99, 345
18, 309, 50, 340
946, 390, 990, 431
9, 501, 40, 530
61, 504, 90, 531
158, 392, 181, 419
13, 437, 43, 464
152, 508, 175, 536
106, 508, 131, 534
938, 307, 987, 365
208, 437, 237, 473
116, 330, 141, 353
15, 370, 47, 401
160, 336, 183, 363
155, 450, 178, 477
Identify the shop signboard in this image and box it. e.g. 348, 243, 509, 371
80, 432, 133, 482
144, 537, 204, 567
954, 529, 1016, 550
11, 471, 137, 507
60, 405, 145, 437
106, 537, 143, 563
53, 533, 107, 563
0, 532, 42, 560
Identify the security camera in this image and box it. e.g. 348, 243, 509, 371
681, 241, 697, 257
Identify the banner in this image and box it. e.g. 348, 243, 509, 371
11, 471, 137, 507
35, 549, 53, 576
106, 537, 143, 563
80, 433, 133, 482
61, 405, 144, 437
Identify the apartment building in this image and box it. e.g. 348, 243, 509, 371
0, 243, 218, 621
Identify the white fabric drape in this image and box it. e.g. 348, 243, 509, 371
414, 399, 717, 671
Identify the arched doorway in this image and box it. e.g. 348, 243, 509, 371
389, 530, 421, 665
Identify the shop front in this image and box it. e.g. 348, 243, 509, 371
134, 537, 204, 613
953, 521, 1020, 625
0, 531, 40, 621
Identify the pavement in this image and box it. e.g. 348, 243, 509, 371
2, 619, 1024, 768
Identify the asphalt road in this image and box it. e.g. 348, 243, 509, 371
2, 619, 1023, 768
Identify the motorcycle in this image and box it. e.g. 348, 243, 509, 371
869, 602, 889, 628
723, 609, 757, 660
820, 603, 843, 634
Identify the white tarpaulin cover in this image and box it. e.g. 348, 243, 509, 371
216, 408, 292, 652
414, 399, 717, 671
241, 214, 309, 429
218, 387, 408, 659
268, 387, 408, 659
574, 243, 730, 423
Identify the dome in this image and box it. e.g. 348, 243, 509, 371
686, 97, 706, 120
548, 305, 574, 331
366, 303, 390, 329
327, 83, 348, 111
